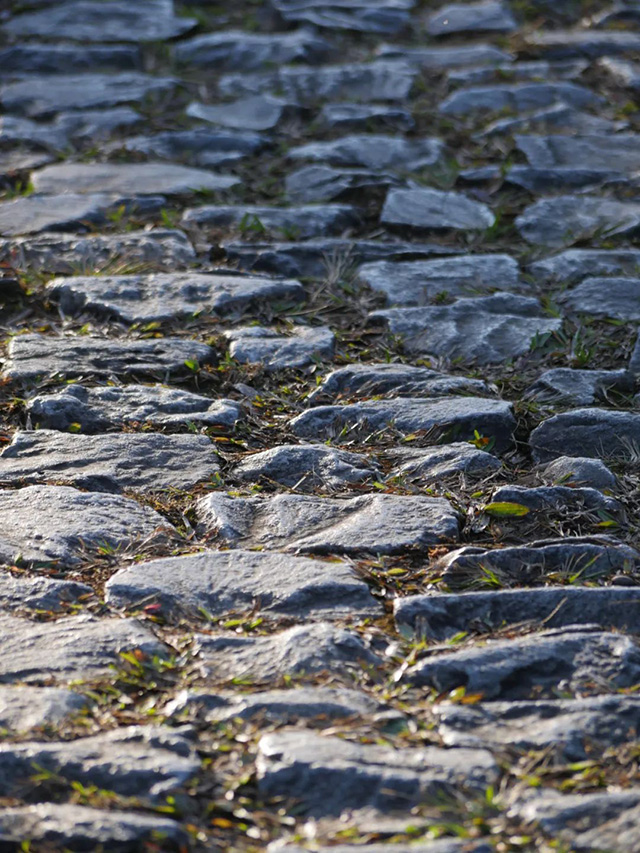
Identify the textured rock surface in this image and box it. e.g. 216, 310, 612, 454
384, 443, 502, 482
525, 368, 632, 406
531, 408, 640, 462
174, 29, 330, 69
427, 1, 516, 35
439, 82, 602, 115
226, 325, 334, 369
232, 444, 378, 489
288, 134, 444, 170
517, 196, 640, 247
0, 574, 92, 613
540, 456, 618, 491
381, 188, 495, 231
182, 203, 359, 238
0, 687, 88, 731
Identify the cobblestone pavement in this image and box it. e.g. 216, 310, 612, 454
2, 0, 640, 850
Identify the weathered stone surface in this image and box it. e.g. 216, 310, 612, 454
600, 56, 640, 89
0, 150, 54, 179
435, 696, 640, 760
517, 133, 640, 172
0, 687, 88, 731
0, 574, 92, 613
0, 430, 220, 493
54, 106, 142, 142
460, 165, 617, 194
381, 188, 495, 231
395, 587, 640, 641
531, 408, 640, 462
308, 363, 492, 401
226, 325, 334, 370
218, 61, 418, 102
232, 444, 377, 490
372, 294, 561, 363
197, 622, 383, 681
269, 844, 490, 853
0, 73, 177, 118
378, 42, 511, 68
571, 803, 640, 851
174, 29, 330, 69
427, 1, 516, 35
525, 29, 640, 59
113, 129, 266, 168
196, 492, 459, 554
182, 203, 359, 238
51, 272, 303, 324
540, 456, 618, 491
439, 82, 602, 115
0, 614, 168, 682
32, 163, 239, 197
359, 254, 520, 305
27, 384, 242, 432
525, 367, 632, 406
482, 103, 626, 137
106, 549, 379, 618
292, 396, 515, 448
4, 0, 195, 42
286, 165, 401, 203
0, 43, 141, 73
0, 229, 195, 274
517, 196, 640, 247
257, 731, 498, 815
0, 804, 187, 851
402, 626, 640, 698
3, 334, 215, 382
449, 59, 588, 85
187, 96, 301, 132
560, 277, 640, 320
384, 443, 502, 482
318, 102, 414, 131
491, 483, 619, 514
289, 135, 444, 171
0, 115, 69, 151
528, 248, 640, 283
269, 0, 413, 34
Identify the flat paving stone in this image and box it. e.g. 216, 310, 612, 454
460, 164, 618, 194
0, 43, 141, 74
197, 622, 383, 681
540, 456, 618, 491
3, 334, 215, 382
482, 103, 626, 137
0, 229, 195, 274
0, 430, 220, 493
187, 96, 301, 132
0, 613, 168, 683
268, 0, 413, 34
449, 58, 588, 85
383, 443, 502, 482
232, 444, 378, 490
0, 686, 88, 731
528, 248, 640, 283
427, 1, 516, 35
378, 42, 511, 68
395, 587, 640, 641
196, 492, 459, 554
517, 195, 640, 247
0, 574, 92, 613
489, 483, 620, 514
257, 731, 498, 815
4, 0, 195, 42
435, 695, 640, 760
560, 276, 640, 320
0, 725, 198, 801
225, 325, 335, 370
32, 163, 239, 197
288, 134, 444, 171
525, 367, 632, 406
530, 408, 640, 462
53, 106, 143, 143
113, 129, 266, 168
372, 293, 561, 363
218, 61, 418, 102
525, 28, 640, 59
569, 804, 640, 852
174, 29, 330, 69
285, 165, 401, 203
0, 804, 187, 851
318, 102, 415, 132
292, 396, 515, 449
381, 187, 495, 231
0, 73, 177, 118
27, 384, 242, 432
402, 626, 640, 698
439, 82, 602, 115
517, 133, 640, 172
0, 115, 69, 151
308, 362, 492, 401
600, 56, 640, 90
0, 149, 54, 179
182, 203, 360, 238
359, 254, 520, 305
0, 485, 173, 567
106, 549, 380, 619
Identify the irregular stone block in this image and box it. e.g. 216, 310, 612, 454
482, 103, 625, 137
54, 106, 143, 142
0, 485, 174, 567
525, 29, 640, 59
286, 165, 401, 203
0, 115, 69, 151
427, 1, 516, 35
226, 325, 334, 370
600, 56, 640, 89
528, 248, 640, 283
0, 687, 88, 731
517, 195, 640, 247
0, 574, 92, 613
182, 203, 360, 238
384, 443, 501, 482
187, 96, 301, 132
530, 408, 640, 462
489, 483, 620, 514
560, 276, 640, 320
461, 165, 617, 194
449, 59, 588, 86
318, 102, 415, 132
525, 367, 632, 406
196, 492, 459, 554
0, 150, 54, 179
174, 29, 330, 69
113, 129, 266, 168
540, 456, 618, 491
288, 135, 444, 171
439, 82, 602, 115
381, 188, 495, 231
269, 0, 413, 34
516, 133, 640, 172
378, 42, 511, 68
0, 43, 141, 73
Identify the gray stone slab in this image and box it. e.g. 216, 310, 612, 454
226, 325, 334, 370
197, 622, 383, 681
402, 626, 640, 698
0, 430, 220, 493
0, 804, 187, 851
286, 165, 401, 203
218, 61, 418, 102
571, 803, 640, 852
517, 195, 640, 247
0, 613, 168, 682
0, 574, 92, 613
106, 548, 379, 618
395, 587, 640, 641
32, 163, 239, 197
4, 0, 195, 42
0, 43, 141, 73
372, 293, 561, 363
196, 492, 459, 554
0, 73, 177, 118
174, 29, 330, 70
269, 0, 412, 34
461, 165, 618, 194
113, 129, 265, 168
525, 29, 640, 59
318, 103, 415, 132
54, 106, 143, 143
449, 59, 588, 86
600, 56, 640, 90
182, 203, 360, 238
436, 536, 639, 589
440, 82, 602, 116
0, 485, 173, 568
232, 444, 378, 490
0, 150, 54, 178
359, 254, 520, 305
531, 408, 640, 462
308, 363, 492, 401
482, 103, 626, 137
1, 229, 195, 274
187, 95, 300, 132
517, 133, 640, 172
560, 276, 640, 320
292, 396, 515, 449
490, 482, 620, 513
540, 456, 618, 491
528, 248, 640, 283
27, 384, 242, 432
288, 135, 444, 171
0, 687, 88, 730
381, 188, 494, 231
525, 367, 632, 406
377, 43, 511, 68
0, 115, 69, 151
3, 334, 215, 382
384, 443, 501, 483
427, 1, 516, 35
257, 731, 498, 816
